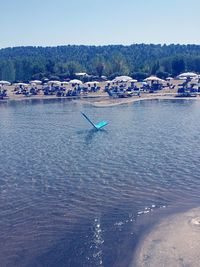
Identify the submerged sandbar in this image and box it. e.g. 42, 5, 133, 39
133, 207, 200, 267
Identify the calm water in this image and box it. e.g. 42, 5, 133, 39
0, 98, 200, 267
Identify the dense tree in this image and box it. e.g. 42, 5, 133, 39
109, 53, 129, 75
0, 60, 15, 81
130, 72, 148, 81
156, 71, 170, 80
67, 61, 81, 78
93, 57, 105, 77
0, 44, 200, 82
151, 61, 160, 75
171, 57, 185, 76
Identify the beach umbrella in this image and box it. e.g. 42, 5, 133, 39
112, 76, 133, 82
69, 79, 83, 85
15, 83, 29, 87
178, 76, 187, 80
128, 79, 138, 83
144, 76, 163, 82
47, 80, 61, 86
0, 80, 11, 85
178, 72, 198, 79
29, 80, 42, 85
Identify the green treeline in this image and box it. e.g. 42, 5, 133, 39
1, 44, 200, 82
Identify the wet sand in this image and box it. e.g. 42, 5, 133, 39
89, 95, 173, 107
133, 207, 200, 267
85, 94, 200, 107
2, 93, 200, 108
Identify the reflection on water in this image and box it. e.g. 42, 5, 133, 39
0, 99, 200, 266
77, 128, 109, 145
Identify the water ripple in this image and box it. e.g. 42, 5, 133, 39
0, 99, 200, 266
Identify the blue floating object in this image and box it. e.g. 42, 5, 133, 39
81, 112, 108, 130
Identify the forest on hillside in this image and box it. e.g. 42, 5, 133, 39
1, 44, 200, 82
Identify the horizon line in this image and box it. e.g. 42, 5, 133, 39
1, 42, 200, 50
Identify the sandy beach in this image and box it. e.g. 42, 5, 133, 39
133, 207, 200, 267
80, 92, 200, 108
1, 85, 200, 107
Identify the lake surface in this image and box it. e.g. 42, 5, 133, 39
0, 98, 200, 267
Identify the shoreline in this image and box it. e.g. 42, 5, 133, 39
1, 92, 200, 106
83, 94, 200, 107
133, 206, 200, 267
0, 93, 108, 103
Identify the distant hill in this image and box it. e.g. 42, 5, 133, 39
1, 44, 200, 82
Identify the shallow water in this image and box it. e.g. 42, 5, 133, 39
133, 206, 200, 267
0, 98, 200, 267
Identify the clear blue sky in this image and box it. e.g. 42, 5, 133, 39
1, 0, 200, 48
